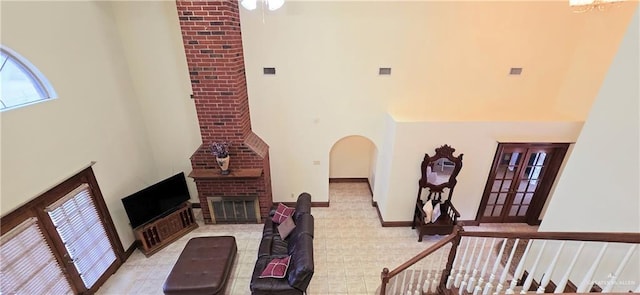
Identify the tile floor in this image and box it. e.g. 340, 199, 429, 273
97, 182, 536, 295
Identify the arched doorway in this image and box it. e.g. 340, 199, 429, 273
329, 135, 378, 202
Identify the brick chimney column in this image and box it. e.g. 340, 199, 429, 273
176, 0, 272, 223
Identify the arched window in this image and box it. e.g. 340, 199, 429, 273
1, 46, 57, 111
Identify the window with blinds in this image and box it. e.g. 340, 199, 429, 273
45, 183, 117, 289
0, 217, 74, 294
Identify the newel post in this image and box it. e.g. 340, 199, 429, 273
439, 225, 464, 292
380, 267, 389, 295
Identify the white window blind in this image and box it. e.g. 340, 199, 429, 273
0, 217, 74, 294
46, 183, 116, 289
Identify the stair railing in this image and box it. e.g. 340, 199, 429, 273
380, 226, 640, 294
380, 226, 463, 295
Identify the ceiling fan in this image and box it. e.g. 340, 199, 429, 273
240, 0, 285, 11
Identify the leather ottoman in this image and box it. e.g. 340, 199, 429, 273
163, 236, 237, 295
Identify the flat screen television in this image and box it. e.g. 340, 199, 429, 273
121, 172, 191, 229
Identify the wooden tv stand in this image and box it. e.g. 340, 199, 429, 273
133, 202, 198, 257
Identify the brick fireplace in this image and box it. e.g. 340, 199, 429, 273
176, 0, 272, 223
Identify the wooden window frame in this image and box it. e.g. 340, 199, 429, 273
0, 165, 124, 294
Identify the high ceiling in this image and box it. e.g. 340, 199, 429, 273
240, 1, 638, 121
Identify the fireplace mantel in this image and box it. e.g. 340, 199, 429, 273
188, 167, 270, 224
189, 168, 263, 179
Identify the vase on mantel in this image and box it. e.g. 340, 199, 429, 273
216, 156, 230, 175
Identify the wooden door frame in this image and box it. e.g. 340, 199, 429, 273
474, 142, 570, 225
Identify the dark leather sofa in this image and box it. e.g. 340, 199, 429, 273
250, 193, 314, 295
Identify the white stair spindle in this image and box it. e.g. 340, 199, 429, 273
400, 270, 408, 294
423, 270, 432, 294
430, 275, 438, 294
446, 273, 454, 288
577, 243, 609, 293
447, 243, 460, 288
520, 240, 547, 294
553, 242, 585, 293
407, 267, 415, 295
496, 238, 521, 294
424, 255, 433, 294
602, 244, 637, 293
536, 241, 565, 293
446, 254, 456, 289
416, 267, 422, 294
506, 239, 533, 294
468, 238, 488, 293
459, 275, 468, 292
474, 238, 497, 295
392, 271, 399, 294
455, 238, 472, 288
423, 280, 431, 294
414, 266, 420, 294
461, 238, 480, 292
483, 238, 508, 295
417, 256, 425, 293
482, 281, 492, 295
436, 246, 446, 276
432, 247, 446, 293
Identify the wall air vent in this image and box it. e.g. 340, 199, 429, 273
379, 67, 392, 75
263, 67, 276, 75
509, 67, 523, 75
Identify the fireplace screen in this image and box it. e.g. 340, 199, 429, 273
207, 196, 261, 224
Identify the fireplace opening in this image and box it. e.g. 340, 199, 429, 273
207, 196, 261, 224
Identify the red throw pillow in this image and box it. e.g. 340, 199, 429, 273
259, 256, 291, 278
272, 203, 295, 224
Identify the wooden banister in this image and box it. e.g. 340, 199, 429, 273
380, 226, 461, 294
440, 225, 463, 290
387, 230, 459, 279
459, 231, 640, 244
380, 228, 639, 295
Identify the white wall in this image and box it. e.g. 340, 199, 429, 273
369, 144, 379, 191
0, 1, 200, 248
240, 1, 634, 205
378, 120, 583, 221
372, 114, 397, 209
534, 8, 640, 286
111, 2, 201, 202
329, 135, 375, 179
540, 6, 640, 233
